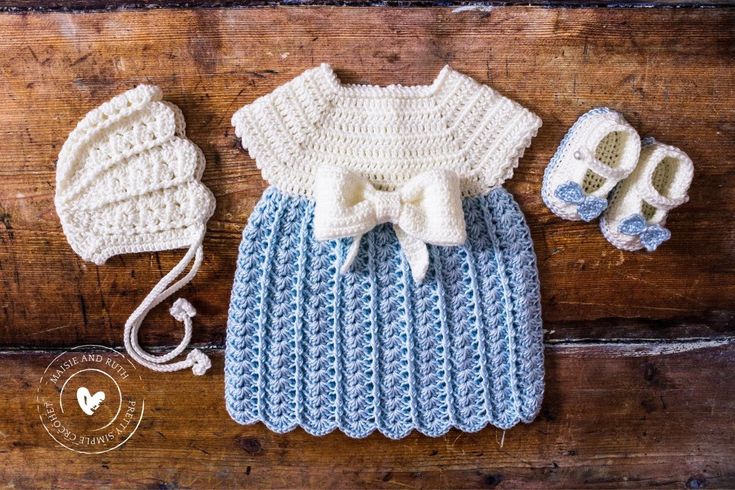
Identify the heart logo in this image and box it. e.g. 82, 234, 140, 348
76, 387, 105, 416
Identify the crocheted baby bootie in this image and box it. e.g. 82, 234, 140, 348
542, 108, 641, 221
600, 137, 693, 252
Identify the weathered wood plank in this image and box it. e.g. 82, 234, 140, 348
0, 8, 734, 348
2, 343, 733, 488
1, 0, 733, 13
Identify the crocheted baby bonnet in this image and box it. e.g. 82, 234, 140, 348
226, 64, 545, 438
55, 85, 216, 375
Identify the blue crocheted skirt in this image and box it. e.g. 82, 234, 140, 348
225, 186, 544, 439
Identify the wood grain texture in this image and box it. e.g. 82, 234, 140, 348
1, 7, 734, 488
1, 7, 733, 349
2, 343, 734, 488
2, 0, 733, 13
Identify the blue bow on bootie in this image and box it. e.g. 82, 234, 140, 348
554, 181, 608, 222
618, 214, 671, 252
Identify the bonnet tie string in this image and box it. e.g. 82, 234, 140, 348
123, 230, 211, 376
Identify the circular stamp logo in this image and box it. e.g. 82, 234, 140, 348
36, 345, 145, 454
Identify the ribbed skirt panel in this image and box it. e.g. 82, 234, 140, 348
225, 186, 544, 439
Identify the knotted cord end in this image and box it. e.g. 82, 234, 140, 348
187, 349, 211, 376
170, 298, 197, 322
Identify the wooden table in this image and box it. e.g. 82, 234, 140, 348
1, 3, 733, 488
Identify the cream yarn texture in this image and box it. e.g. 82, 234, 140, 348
541, 108, 641, 222
313, 165, 466, 283
55, 85, 216, 375
225, 64, 546, 438
232, 63, 542, 198
600, 138, 694, 251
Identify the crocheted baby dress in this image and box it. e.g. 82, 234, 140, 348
226, 64, 544, 438
56, 85, 216, 375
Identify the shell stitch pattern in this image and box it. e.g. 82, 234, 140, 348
374, 226, 413, 438
225, 190, 280, 424
463, 196, 502, 422
478, 195, 519, 428
56, 85, 215, 376
408, 257, 452, 436
261, 197, 302, 432
299, 215, 339, 436
339, 235, 376, 438
227, 65, 545, 438
225, 188, 545, 437
490, 191, 545, 422
437, 244, 487, 432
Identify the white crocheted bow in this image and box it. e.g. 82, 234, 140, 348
313, 166, 467, 283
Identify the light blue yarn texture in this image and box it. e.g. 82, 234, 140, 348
225, 186, 544, 439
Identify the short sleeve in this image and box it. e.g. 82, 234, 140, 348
232, 65, 541, 198
231, 66, 337, 195
440, 72, 542, 195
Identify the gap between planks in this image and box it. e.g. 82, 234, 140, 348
1, 337, 732, 356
